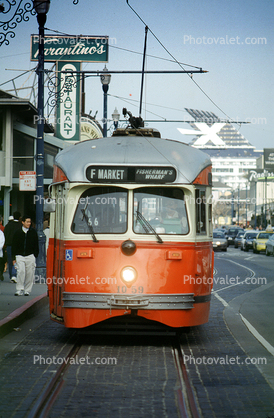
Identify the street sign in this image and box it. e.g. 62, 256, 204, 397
19, 171, 36, 191
30, 35, 108, 62
264, 149, 274, 170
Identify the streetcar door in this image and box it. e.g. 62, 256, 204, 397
52, 185, 65, 317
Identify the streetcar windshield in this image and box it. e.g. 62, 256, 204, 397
133, 187, 189, 235
71, 187, 128, 234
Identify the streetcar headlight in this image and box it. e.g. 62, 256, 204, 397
121, 266, 137, 285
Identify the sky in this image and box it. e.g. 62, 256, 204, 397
0, 0, 273, 150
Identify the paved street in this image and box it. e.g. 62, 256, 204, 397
0, 246, 273, 417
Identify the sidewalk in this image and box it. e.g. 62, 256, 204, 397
0, 271, 48, 338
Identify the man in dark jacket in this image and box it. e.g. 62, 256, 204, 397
4, 211, 21, 283
12, 216, 39, 296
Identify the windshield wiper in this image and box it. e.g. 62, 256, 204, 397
135, 210, 163, 244
81, 205, 99, 243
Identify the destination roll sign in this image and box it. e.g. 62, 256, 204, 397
86, 166, 176, 183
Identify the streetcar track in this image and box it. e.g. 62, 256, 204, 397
27, 330, 202, 418
25, 257, 265, 418
172, 340, 201, 418
28, 339, 82, 418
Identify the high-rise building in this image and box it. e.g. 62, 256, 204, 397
178, 108, 262, 190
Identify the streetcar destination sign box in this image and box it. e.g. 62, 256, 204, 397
86, 166, 176, 183
30, 35, 108, 62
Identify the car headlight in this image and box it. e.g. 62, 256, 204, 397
216, 241, 221, 245
120, 266, 137, 286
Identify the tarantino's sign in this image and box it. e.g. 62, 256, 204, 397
86, 166, 177, 183
30, 35, 108, 62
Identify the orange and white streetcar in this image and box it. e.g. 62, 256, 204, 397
46, 120, 214, 330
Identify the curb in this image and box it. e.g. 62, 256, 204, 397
0, 293, 48, 339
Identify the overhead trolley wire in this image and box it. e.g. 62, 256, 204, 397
126, 0, 235, 124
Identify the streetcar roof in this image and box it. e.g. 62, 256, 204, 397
54, 136, 211, 184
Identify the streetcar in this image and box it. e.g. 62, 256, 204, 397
45, 115, 214, 330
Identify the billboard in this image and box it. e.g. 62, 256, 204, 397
248, 169, 274, 182
264, 149, 274, 170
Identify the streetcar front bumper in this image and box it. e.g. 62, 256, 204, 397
62, 292, 197, 310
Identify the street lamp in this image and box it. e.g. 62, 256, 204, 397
254, 178, 257, 229
33, 0, 50, 281
231, 190, 234, 225
112, 107, 120, 130
264, 170, 268, 228
100, 65, 111, 137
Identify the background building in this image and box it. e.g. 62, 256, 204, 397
0, 90, 70, 224
178, 108, 264, 227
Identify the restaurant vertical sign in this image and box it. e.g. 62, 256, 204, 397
31, 35, 108, 141
55, 61, 81, 141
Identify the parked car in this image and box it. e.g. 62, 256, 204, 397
227, 227, 244, 246
253, 231, 274, 253
234, 230, 245, 248
213, 231, 227, 252
266, 234, 274, 256
241, 231, 258, 252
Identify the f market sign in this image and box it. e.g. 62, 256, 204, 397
31, 35, 108, 62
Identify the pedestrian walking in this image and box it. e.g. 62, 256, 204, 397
4, 212, 21, 283
12, 216, 39, 296
0, 229, 5, 287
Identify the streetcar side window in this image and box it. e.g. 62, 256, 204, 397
133, 187, 189, 235
195, 189, 206, 234
71, 187, 128, 234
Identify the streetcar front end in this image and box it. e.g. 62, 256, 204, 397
46, 135, 214, 330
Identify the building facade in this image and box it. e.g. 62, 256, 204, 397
0, 90, 70, 225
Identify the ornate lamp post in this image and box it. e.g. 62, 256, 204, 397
100, 65, 111, 137
112, 107, 120, 130
33, 0, 50, 281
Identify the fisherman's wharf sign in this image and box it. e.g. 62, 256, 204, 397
31, 35, 108, 62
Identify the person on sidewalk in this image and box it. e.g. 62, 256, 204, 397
4, 212, 22, 283
0, 229, 5, 288
12, 216, 39, 296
